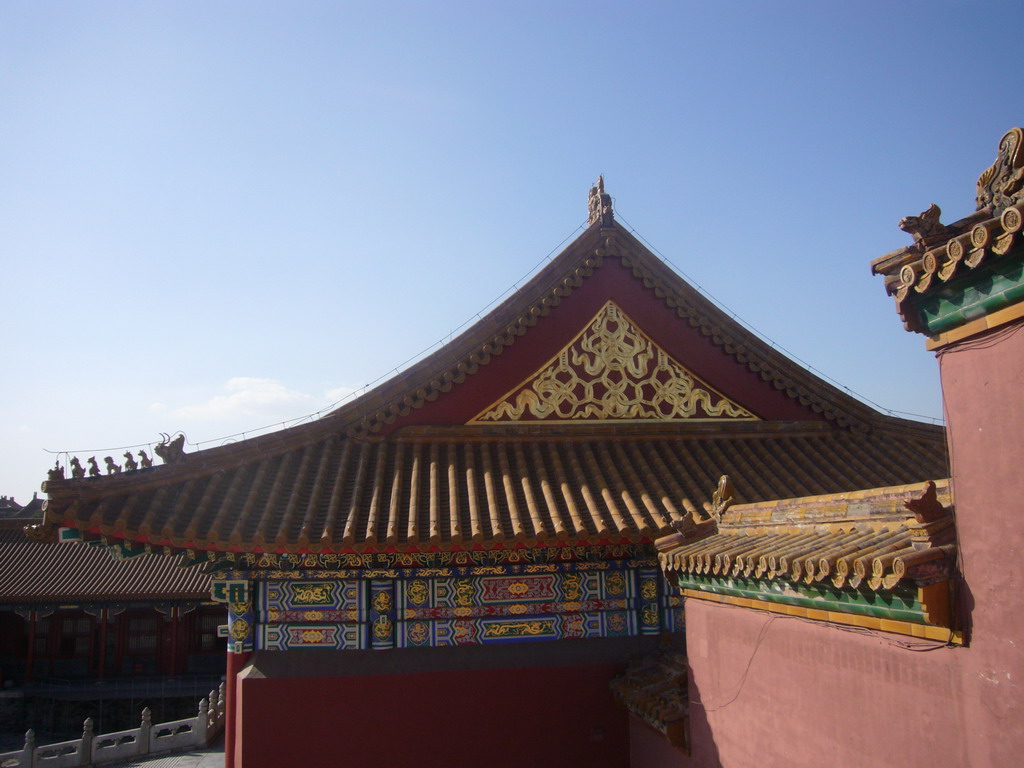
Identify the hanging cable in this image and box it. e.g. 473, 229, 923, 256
615, 207, 944, 425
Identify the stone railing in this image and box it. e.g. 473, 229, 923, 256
0, 683, 225, 768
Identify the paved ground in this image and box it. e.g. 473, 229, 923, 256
108, 736, 223, 768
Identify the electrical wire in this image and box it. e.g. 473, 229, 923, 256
44, 209, 944, 458
614, 206, 944, 425
694, 614, 777, 712
689, 598, 958, 713
43, 222, 588, 457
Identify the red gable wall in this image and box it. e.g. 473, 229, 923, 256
383, 256, 819, 432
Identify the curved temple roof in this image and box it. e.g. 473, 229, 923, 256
0, 520, 209, 603
37, 188, 949, 556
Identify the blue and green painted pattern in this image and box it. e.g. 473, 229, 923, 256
911, 247, 1024, 334
398, 610, 638, 647
229, 559, 678, 651
205, 543, 649, 573
673, 572, 926, 623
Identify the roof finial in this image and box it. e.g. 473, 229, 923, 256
587, 176, 613, 227
976, 127, 1024, 212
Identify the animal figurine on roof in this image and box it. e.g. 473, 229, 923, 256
702, 474, 735, 522
48, 461, 65, 482
154, 433, 187, 465
138, 450, 153, 469
898, 203, 947, 248
70, 457, 85, 479
123, 451, 138, 472
87, 457, 101, 477
104, 456, 121, 475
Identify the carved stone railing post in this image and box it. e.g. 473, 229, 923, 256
207, 685, 224, 736
19, 729, 34, 768
196, 699, 209, 745
79, 718, 94, 765
138, 707, 151, 755
0, 693, 223, 767
206, 687, 217, 735
217, 682, 226, 728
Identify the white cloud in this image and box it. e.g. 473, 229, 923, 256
149, 402, 167, 412
172, 378, 314, 422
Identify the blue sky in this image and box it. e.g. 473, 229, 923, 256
2, 1, 1020, 504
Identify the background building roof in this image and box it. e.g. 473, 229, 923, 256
0, 519, 210, 604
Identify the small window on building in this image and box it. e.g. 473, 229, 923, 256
192, 609, 227, 654
34, 616, 50, 656
56, 614, 93, 658
127, 615, 159, 654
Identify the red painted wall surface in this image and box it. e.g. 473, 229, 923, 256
670, 322, 1024, 768
935, 323, 1024, 765
683, 600, 963, 768
236, 662, 629, 768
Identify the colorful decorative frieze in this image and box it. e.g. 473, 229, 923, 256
211, 579, 249, 604
260, 622, 365, 651
397, 610, 637, 648
261, 581, 361, 612
661, 595, 685, 633
210, 543, 650, 573
638, 566, 660, 635
369, 580, 396, 650
218, 556, 657, 584
231, 563, 675, 651
400, 598, 632, 621
397, 570, 635, 612
227, 596, 255, 654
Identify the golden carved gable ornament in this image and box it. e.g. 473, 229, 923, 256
469, 301, 757, 423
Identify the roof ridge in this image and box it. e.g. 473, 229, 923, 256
325, 220, 925, 439
42, 207, 945, 501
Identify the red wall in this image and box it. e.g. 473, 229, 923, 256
236, 662, 629, 768
683, 600, 963, 767
670, 321, 1024, 768
935, 322, 1024, 765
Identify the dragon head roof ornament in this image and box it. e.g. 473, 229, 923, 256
587, 176, 614, 227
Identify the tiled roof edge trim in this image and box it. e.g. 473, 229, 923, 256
872, 128, 1024, 334
719, 477, 952, 525
876, 203, 1024, 332
656, 479, 956, 592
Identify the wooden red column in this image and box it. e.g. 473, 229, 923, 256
224, 649, 251, 768
24, 610, 36, 683
170, 607, 179, 677
97, 609, 108, 681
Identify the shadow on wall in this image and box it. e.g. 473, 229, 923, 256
681, 663, 722, 768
